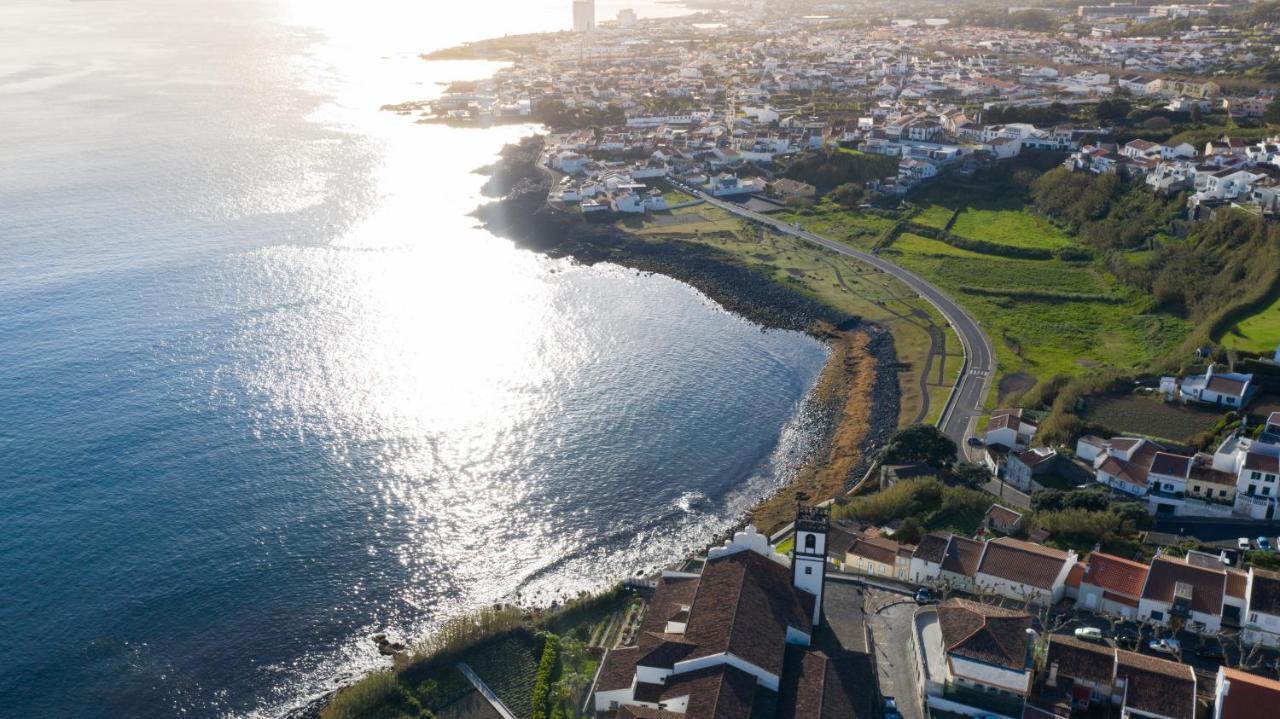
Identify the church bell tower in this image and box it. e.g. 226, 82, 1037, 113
792, 501, 829, 627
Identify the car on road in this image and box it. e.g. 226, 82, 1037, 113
1239, 537, 1252, 551
1074, 627, 1103, 641
884, 698, 901, 719
1258, 537, 1273, 552
1149, 638, 1181, 655
967, 437, 985, 447
915, 587, 933, 604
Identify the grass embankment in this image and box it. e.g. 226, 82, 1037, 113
321, 588, 634, 719
1222, 292, 1280, 353
628, 204, 962, 430
782, 183, 1190, 411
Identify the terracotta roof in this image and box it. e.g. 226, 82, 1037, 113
639, 575, 700, 648
1250, 569, 1280, 615
913, 533, 950, 564
1226, 568, 1248, 599
1243, 452, 1280, 474
941, 536, 983, 577
684, 549, 813, 677
1115, 650, 1195, 719
976, 537, 1070, 591
1207, 375, 1247, 396
598, 647, 641, 691
1142, 555, 1225, 616
1046, 635, 1114, 684
1149, 452, 1192, 479
1218, 667, 1280, 719
637, 635, 698, 669
1082, 552, 1149, 598
985, 504, 1023, 527
660, 664, 757, 719
778, 646, 876, 719
988, 413, 1021, 432
936, 598, 1031, 671
848, 535, 899, 566
1011, 447, 1055, 470
1065, 562, 1085, 589
827, 525, 858, 558
1099, 455, 1149, 489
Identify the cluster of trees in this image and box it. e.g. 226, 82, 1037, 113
530, 100, 624, 131
838, 477, 992, 544
781, 148, 898, 191
1029, 168, 1181, 253
957, 7, 1057, 32
981, 102, 1076, 127
1028, 487, 1153, 549
1116, 211, 1280, 323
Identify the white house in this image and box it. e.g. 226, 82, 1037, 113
1243, 568, 1280, 648
985, 409, 1037, 451
974, 537, 1077, 606
1138, 554, 1226, 635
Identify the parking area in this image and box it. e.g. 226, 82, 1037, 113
866, 589, 924, 719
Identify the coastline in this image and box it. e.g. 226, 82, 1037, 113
475, 135, 900, 534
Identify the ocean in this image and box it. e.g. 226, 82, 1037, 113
0, 1, 828, 716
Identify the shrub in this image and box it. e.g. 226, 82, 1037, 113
530, 634, 561, 719
882, 424, 957, 468
322, 671, 427, 719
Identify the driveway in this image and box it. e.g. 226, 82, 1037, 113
866, 589, 923, 719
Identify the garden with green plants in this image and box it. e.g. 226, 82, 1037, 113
320, 587, 638, 719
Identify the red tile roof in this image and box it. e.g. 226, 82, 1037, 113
1082, 552, 1149, 598
1218, 667, 1280, 719
976, 537, 1070, 591
937, 598, 1031, 671
1115, 650, 1195, 719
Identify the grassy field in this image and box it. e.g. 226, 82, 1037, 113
1221, 291, 1280, 353
776, 184, 1194, 410
626, 204, 957, 427
892, 232, 987, 258
949, 207, 1073, 250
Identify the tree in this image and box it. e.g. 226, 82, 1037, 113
881, 424, 958, 469
1190, 103, 1203, 125
1266, 96, 1280, 125
950, 462, 991, 488
895, 516, 925, 545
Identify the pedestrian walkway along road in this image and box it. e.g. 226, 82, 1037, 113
696, 192, 996, 449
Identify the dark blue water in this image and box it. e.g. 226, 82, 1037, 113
0, 1, 827, 716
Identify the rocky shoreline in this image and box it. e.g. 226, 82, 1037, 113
476, 135, 900, 532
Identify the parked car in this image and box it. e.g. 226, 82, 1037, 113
1196, 642, 1226, 661
967, 436, 985, 447
1074, 627, 1103, 641
1258, 537, 1273, 552
884, 697, 901, 719
915, 587, 933, 604
1149, 638, 1181, 655
1239, 537, 1252, 551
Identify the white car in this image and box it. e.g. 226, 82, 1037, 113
1239, 537, 1252, 551
1149, 638, 1181, 655
1074, 627, 1103, 641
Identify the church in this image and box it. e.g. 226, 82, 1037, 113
590, 505, 875, 718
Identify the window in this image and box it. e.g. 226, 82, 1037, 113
1253, 471, 1262, 480
1221, 490, 1228, 497
1264, 487, 1271, 496
1151, 610, 1164, 621
804, 534, 816, 552
805, 566, 812, 575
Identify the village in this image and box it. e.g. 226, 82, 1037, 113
334, 3, 1280, 719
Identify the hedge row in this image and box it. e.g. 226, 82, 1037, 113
956, 286, 1123, 303
530, 634, 561, 719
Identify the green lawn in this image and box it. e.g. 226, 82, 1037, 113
1221, 291, 1280, 353
891, 232, 987, 259
913, 204, 956, 230
948, 207, 1073, 250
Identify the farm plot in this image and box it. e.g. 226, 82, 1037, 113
1080, 394, 1225, 443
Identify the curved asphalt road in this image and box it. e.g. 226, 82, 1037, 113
695, 192, 996, 449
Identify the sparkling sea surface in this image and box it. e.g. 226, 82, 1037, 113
0, 1, 829, 716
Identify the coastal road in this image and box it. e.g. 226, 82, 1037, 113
694, 191, 996, 449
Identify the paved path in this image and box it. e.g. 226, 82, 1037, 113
695, 191, 996, 448
456, 662, 518, 719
